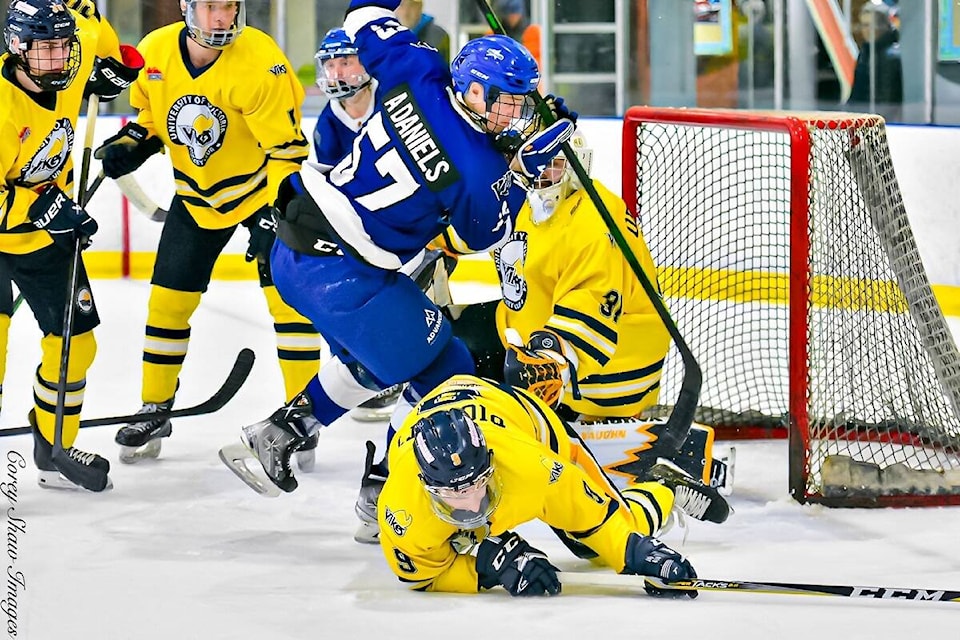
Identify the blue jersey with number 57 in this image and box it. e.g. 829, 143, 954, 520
298, 4, 528, 271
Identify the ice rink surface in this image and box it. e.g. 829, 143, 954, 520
2, 279, 959, 640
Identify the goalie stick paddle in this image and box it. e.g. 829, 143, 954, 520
473, 0, 702, 472
0, 348, 255, 437
560, 573, 960, 603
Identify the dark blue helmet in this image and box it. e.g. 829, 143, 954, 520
451, 35, 539, 103
314, 28, 370, 99
4, 0, 81, 92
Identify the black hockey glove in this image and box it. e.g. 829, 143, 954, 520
84, 44, 144, 103
513, 119, 575, 183
245, 205, 278, 263
623, 533, 698, 599
543, 94, 579, 126
28, 185, 98, 251
476, 531, 561, 597
94, 122, 164, 179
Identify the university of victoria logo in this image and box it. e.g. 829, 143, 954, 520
494, 231, 528, 311
166, 95, 228, 166
19, 118, 73, 186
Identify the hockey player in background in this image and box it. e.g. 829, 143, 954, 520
376, 375, 701, 598
1, 0, 143, 491
353, 132, 733, 542
311, 28, 403, 422
218, 0, 576, 497
96, 0, 322, 466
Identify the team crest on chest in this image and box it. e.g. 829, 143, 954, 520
494, 231, 528, 311
18, 118, 73, 186
166, 95, 228, 166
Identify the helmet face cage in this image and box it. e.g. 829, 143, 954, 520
450, 35, 540, 139
5, 0, 81, 92
183, 0, 246, 50
422, 465, 502, 529
314, 29, 370, 99
528, 133, 593, 224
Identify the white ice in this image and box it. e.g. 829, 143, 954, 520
1, 279, 958, 640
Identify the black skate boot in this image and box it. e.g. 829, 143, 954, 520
350, 384, 402, 422
219, 392, 319, 496
114, 398, 174, 464
647, 459, 730, 524
31, 410, 112, 492
354, 440, 388, 543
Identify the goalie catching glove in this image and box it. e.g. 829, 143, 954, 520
503, 329, 577, 408
476, 531, 561, 597
84, 44, 143, 102
623, 533, 698, 599
95, 122, 164, 179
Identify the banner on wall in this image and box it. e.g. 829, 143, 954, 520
694, 0, 735, 56
938, 0, 960, 61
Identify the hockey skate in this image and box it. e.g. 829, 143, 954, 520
669, 424, 736, 496
31, 411, 112, 492
219, 392, 318, 497
350, 384, 402, 422
354, 440, 388, 543
294, 431, 320, 473
647, 459, 731, 524
114, 398, 174, 463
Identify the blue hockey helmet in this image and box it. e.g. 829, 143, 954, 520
413, 408, 501, 528
314, 28, 371, 99
451, 34, 539, 104
4, 0, 81, 92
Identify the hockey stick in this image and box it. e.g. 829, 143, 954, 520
117, 174, 167, 222
473, 0, 702, 474
560, 572, 960, 603
51, 94, 99, 463
12, 292, 23, 315
0, 347, 255, 437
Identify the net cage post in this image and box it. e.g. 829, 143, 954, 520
621, 106, 960, 507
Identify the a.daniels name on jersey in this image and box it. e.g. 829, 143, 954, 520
382, 85, 458, 192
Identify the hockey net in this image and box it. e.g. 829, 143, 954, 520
622, 107, 960, 507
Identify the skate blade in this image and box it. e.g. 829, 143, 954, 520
295, 449, 316, 473
354, 520, 380, 544
37, 470, 114, 492
118, 439, 163, 464
218, 441, 281, 498
349, 407, 394, 422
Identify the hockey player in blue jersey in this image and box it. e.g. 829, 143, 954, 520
312, 28, 377, 172
219, 0, 577, 497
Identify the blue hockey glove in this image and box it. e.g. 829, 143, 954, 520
623, 533, 698, 599
514, 119, 575, 182
476, 531, 561, 597
544, 94, 579, 125
245, 205, 278, 263
28, 185, 98, 251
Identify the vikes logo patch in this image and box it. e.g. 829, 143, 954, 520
541, 457, 563, 484
166, 95, 228, 167
385, 507, 412, 537
268, 63, 287, 76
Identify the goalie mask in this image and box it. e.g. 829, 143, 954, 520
450, 35, 540, 147
4, 0, 81, 92
314, 28, 371, 100
181, 0, 246, 50
527, 132, 593, 224
413, 408, 502, 529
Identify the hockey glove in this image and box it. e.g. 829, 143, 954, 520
503, 330, 574, 408
476, 531, 561, 597
84, 44, 144, 103
623, 533, 698, 599
95, 122, 164, 179
513, 119, 576, 184
28, 185, 98, 251
543, 94, 579, 125
245, 205, 278, 263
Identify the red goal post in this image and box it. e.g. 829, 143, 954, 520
621, 106, 960, 507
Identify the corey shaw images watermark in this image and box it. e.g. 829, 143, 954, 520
1, 451, 26, 638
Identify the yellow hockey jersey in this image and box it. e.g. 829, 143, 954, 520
494, 180, 671, 418
130, 24, 308, 229
0, 7, 121, 254
378, 375, 643, 593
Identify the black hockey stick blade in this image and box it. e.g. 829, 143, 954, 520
562, 573, 960, 603
0, 348, 255, 437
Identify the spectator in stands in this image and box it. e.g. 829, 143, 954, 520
397, 0, 450, 63
847, 0, 902, 121
490, 0, 541, 69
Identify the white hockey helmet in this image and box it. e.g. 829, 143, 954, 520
181, 0, 246, 50
527, 131, 593, 224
